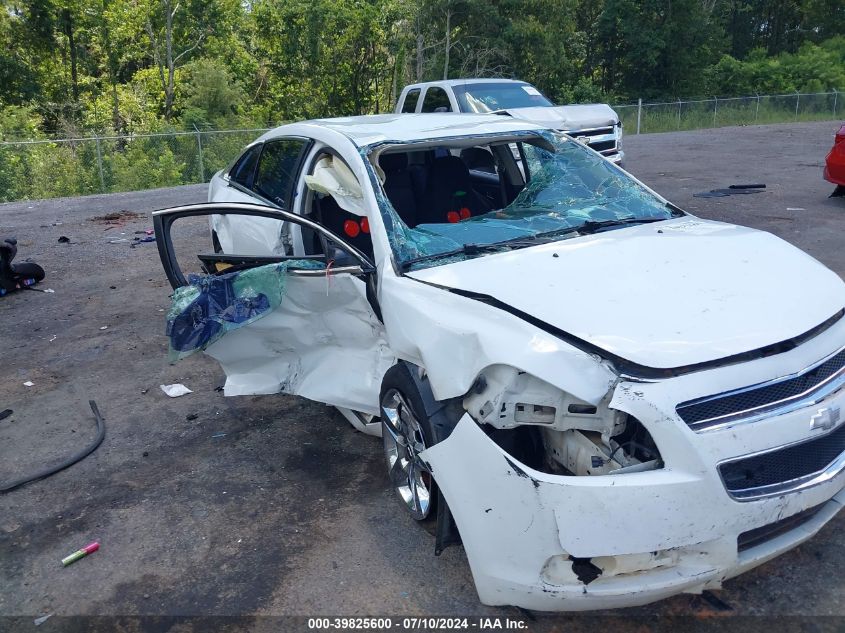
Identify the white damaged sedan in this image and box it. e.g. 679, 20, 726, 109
153, 114, 845, 611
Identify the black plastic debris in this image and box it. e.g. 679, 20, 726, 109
0, 409, 12, 422
58, 236, 70, 243
130, 236, 156, 248
0, 238, 45, 297
694, 183, 766, 198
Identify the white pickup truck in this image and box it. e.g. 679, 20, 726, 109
395, 78, 624, 164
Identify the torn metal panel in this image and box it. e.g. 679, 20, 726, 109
202, 273, 393, 415
378, 272, 617, 405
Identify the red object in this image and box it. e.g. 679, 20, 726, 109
459, 207, 471, 220
447, 211, 460, 223
82, 542, 100, 555
360, 217, 370, 233
824, 123, 845, 186
343, 219, 360, 238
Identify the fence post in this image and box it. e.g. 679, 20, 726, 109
194, 125, 205, 183
95, 135, 105, 193
636, 98, 642, 135
794, 91, 800, 120
834, 89, 838, 118
677, 99, 682, 130
713, 97, 718, 127
755, 93, 760, 123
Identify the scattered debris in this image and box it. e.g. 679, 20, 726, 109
786, 207, 805, 211
99, 326, 108, 330
23, 381, 34, 387
160, 383, 192, 397
1, 237, 46, 296
0, 409, 12, 421
89, 210, 142, 225
1, 401, 106, 493
186, 413, 198, 421
211, 432, 227, 439
107, 238, 130, 244
694, 184, 766, 198
130, 236, 156, 248
214, 385, 225, 392
33, 613, 54, 626
42, 288, 55, 293
49, 335, 57, 342
61, 541, 99, 567
58, 236, 71, 243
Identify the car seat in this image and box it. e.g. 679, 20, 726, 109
417, 155, 490, 225
380, 153, 418, 226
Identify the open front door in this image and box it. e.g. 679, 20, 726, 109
153, 203, 393, 417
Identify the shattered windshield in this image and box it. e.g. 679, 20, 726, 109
454, 83, 554, 113
367, 130, 679, 271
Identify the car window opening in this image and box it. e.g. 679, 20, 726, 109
303, 153, 375, 263
373, 131, 680, 271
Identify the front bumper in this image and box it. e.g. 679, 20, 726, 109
422, 326, 845, 611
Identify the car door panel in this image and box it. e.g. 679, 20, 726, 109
205, 271, 392, 414
153, 203, 391, 415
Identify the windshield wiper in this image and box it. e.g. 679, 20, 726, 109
399, 243, 508, 270
577, 216, 666, 234
399, 227, 583, 271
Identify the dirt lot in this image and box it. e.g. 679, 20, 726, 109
1, 120, 844, 629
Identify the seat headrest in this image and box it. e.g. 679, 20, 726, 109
429, 155, 470, 184
379, 152, 408, 172
460, 147, 496, 172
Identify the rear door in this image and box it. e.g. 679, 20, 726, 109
211, 137, 312, 255
153, 202, 392, 416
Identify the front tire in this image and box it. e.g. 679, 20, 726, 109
380, 364, 436, 521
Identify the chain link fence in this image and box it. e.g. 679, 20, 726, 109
614, 90, 841, 135
0, 90, 842, 203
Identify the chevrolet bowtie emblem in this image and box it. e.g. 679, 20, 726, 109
810, 406, 841, 432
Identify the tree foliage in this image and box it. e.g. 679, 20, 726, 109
0, 0, 842, 140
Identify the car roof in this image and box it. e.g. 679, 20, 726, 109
256, 113, 548, 148
405, 78, 529, 88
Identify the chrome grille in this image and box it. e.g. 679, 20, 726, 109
676, 347, 845, 431
719, 422, 845, 499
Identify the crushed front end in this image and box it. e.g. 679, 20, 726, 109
421, 321, 845, 611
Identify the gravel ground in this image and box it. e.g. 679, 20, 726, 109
0, 120, 843, 630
